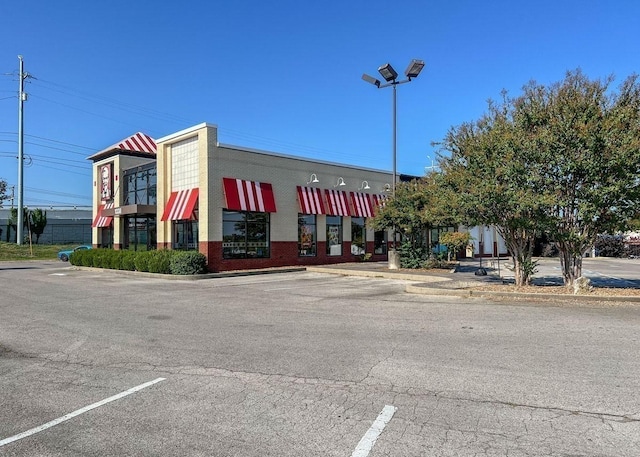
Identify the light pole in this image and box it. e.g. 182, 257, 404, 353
362, 59, 425, 254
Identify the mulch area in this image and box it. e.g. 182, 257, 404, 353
471, 284, 640, 296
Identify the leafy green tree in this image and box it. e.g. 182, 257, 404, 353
29, 208, 47, 244
439, 231, 472, 261
439, 93, 552, 286
6, 208, 17, 242
369, 174, 456, 252
513, 71, 640, 286
6, 207, 29, 243
438, 71, 640, 287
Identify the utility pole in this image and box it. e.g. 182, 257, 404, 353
17, 55, 30, 245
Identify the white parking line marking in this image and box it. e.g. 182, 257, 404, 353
0, 377, 165, 447
351, 405, 397, 457
49, 273, 66, 276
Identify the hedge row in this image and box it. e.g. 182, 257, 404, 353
70, 249, 208, 275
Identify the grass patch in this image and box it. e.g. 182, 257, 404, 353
0, 241, 78, 261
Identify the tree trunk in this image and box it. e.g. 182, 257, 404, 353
557, 241, 586, 288
499, 226, 536, 287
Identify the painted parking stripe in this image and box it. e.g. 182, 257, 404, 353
0, 377, 165, 447
351, 405, 397, 457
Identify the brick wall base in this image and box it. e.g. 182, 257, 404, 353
201, 241, 388, 272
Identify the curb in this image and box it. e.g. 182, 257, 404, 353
70, 265, 307, 280
406, 283, 640, 303
305, 266, 451, 283
68, 264, 640, 302
306, 266, 640, 303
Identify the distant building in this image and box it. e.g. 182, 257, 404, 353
0, 208, 92, 244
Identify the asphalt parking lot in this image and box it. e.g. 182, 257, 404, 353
1, 260, 639, 456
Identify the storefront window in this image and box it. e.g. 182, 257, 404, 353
123, 165, 157, 205
326, 215, 342, 256
374, 230, 387, 255
173, 220, 199, 250
100, 227, 113, 248
298, 214, 316, 256
124, 216, 156, 251
223, 210, 270, 259
351, 217, 366, 255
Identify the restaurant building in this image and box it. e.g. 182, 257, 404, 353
89, 123, 403, 272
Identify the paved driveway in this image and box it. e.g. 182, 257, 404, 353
472, 257, 640, 288
1, 261, 639, 456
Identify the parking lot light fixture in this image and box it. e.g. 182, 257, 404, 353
361, 59, 425, 196
362, 59, 425, 256
405, 59, 425, 79
378, 63, 398, 82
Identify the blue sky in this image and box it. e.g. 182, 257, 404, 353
1, 0, 638, 208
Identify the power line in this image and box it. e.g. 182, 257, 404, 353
30, 77, 377, 164
29, 156, 90, 170
25, 186, 91, 200
25, 141, 93, 157
29, 162, 91, 177
0, 152, 90, 168
0, 132, 98, 154
33, 78, 195, 125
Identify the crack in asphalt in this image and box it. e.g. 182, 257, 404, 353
4, 346, 638, 427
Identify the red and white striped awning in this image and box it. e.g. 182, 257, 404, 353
161, 188, 199, 221
350, 192, 374, 218
92, 202, 114, 228
371, 194, 388, 211
297, 186, 325, 215
324, 189, 351, 216
223, 178, 277, 213
118, 132, 156, 154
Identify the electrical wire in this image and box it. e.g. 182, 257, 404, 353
25, 186, 91, 200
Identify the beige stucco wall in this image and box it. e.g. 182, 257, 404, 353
210, 143, 393, 243
155, 122, 394, 249
156, 123, 216, 245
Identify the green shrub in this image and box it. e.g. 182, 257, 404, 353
134, 251, 152, 272
147, 250, 172, 274
92, 249, 106, 268
422, 257, 452, 269
398, 242, 429, 269
595, 234, 625, 257
70, 249, 89, 266
107, 250, 122, 270
170, 251, 208, 275
70, 248, 207, 275
121, 251, 136, 271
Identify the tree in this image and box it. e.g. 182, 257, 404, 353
514, 71, 640, 286
439, 231, 472, 261
438, 71, 640, 287
6, 208, 17, 242
6, 207, 29, 243
369, 173, 456, 251
0, 179, 7, 208
29, 209, 47, 244
438, 94, 552, 286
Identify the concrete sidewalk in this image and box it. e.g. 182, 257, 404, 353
306, 260, 640, 303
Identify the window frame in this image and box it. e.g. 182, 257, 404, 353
222, 210, 271, 259
298, 214, 317, 257
326, 215, 343, 256
351, 217, 366, 256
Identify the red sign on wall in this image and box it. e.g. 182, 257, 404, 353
100, 163, 113, 202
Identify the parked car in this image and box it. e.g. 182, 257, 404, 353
58, 245, 92, 262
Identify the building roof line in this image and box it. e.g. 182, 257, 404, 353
217, 142, 394, 176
